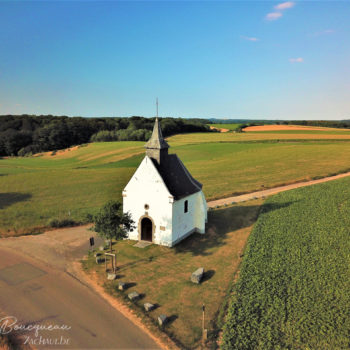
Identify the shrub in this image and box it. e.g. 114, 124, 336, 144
48, 218, 80, 228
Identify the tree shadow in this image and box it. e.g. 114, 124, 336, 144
0, 192, 32, 209
174, 201, 295, 257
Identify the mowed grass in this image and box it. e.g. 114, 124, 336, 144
2, 134, 350, 235
82, 199, 263, 349
222, 177, 350, 350
170, 131, 350, 145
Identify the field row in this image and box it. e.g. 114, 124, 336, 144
222, 177, 350, 349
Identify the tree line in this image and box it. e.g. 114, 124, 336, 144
278, 120, 350, 128
0, 115, 211, 156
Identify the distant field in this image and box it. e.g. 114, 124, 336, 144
222, 177, 350, 349
169, 131, 350, 145
243, 124, 350, 133
209, 123, 242, 131
2, 131, 350, 235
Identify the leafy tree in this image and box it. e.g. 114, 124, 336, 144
90, 200, 135, 252
0, 114, 213, 156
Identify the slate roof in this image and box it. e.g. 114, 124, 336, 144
151, 154, 202, 200
145, 117, 202, 200
144, 117, 169, 150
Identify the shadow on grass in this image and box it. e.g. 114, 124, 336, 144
164, 315, 178, 326
125, 282, 137, 290
0, 192, 32, 209
174, 201, 295, 257
201, 269, 215, 283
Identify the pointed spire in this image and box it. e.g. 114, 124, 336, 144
145, 117, 169, 150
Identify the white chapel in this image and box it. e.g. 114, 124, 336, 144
122, 118, 207, 247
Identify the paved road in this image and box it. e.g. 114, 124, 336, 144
208, 170, 350, 208
0, 227, 160, 350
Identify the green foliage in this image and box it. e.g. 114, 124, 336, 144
0, 115, 210, 156
48, 218, 80, 228
90, 200, 135, 250
222, 178, 350, 350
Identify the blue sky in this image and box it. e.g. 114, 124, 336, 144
0, 1, 349, 120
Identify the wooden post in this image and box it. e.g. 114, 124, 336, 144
202, 303, 205, 347
105, 253, 116, 273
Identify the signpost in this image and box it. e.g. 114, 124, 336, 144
105, 252, 117, 273
202, 303, 207, 346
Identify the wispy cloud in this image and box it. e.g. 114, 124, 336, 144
289, 57, 304, 63
310, 29, 335, 37
274, 2, 295, 10
266, 12, 283, 21
241, 36, 259, 42
265, 2, 295, 21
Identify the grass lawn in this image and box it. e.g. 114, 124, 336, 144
169, 131, 350, 144
222, 177, 350, 350
81, 199, 263, 349
2, 132, 350, 235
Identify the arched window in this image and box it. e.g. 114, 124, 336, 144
184, 200, 188, 213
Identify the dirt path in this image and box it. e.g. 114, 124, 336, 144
208, 171, 350, 208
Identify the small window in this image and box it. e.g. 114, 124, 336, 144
184, 200, 188, 213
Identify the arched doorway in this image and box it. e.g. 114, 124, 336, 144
141, 217, 153, 242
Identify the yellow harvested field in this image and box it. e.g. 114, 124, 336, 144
243, 124, 350, 132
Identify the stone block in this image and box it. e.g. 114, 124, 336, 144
191, 267, 204, 284
158, 314, 167, 326
107, 273, 117, 280
118, 282, 126, 291
128, 291, 140, 301
144, 303, 155, 312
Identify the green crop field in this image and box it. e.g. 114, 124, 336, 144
1, 131, 350, 236
222, 177, 350, 350
209, 123, 242, 130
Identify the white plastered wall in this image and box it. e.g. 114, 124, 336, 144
123, 156, 174, 246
